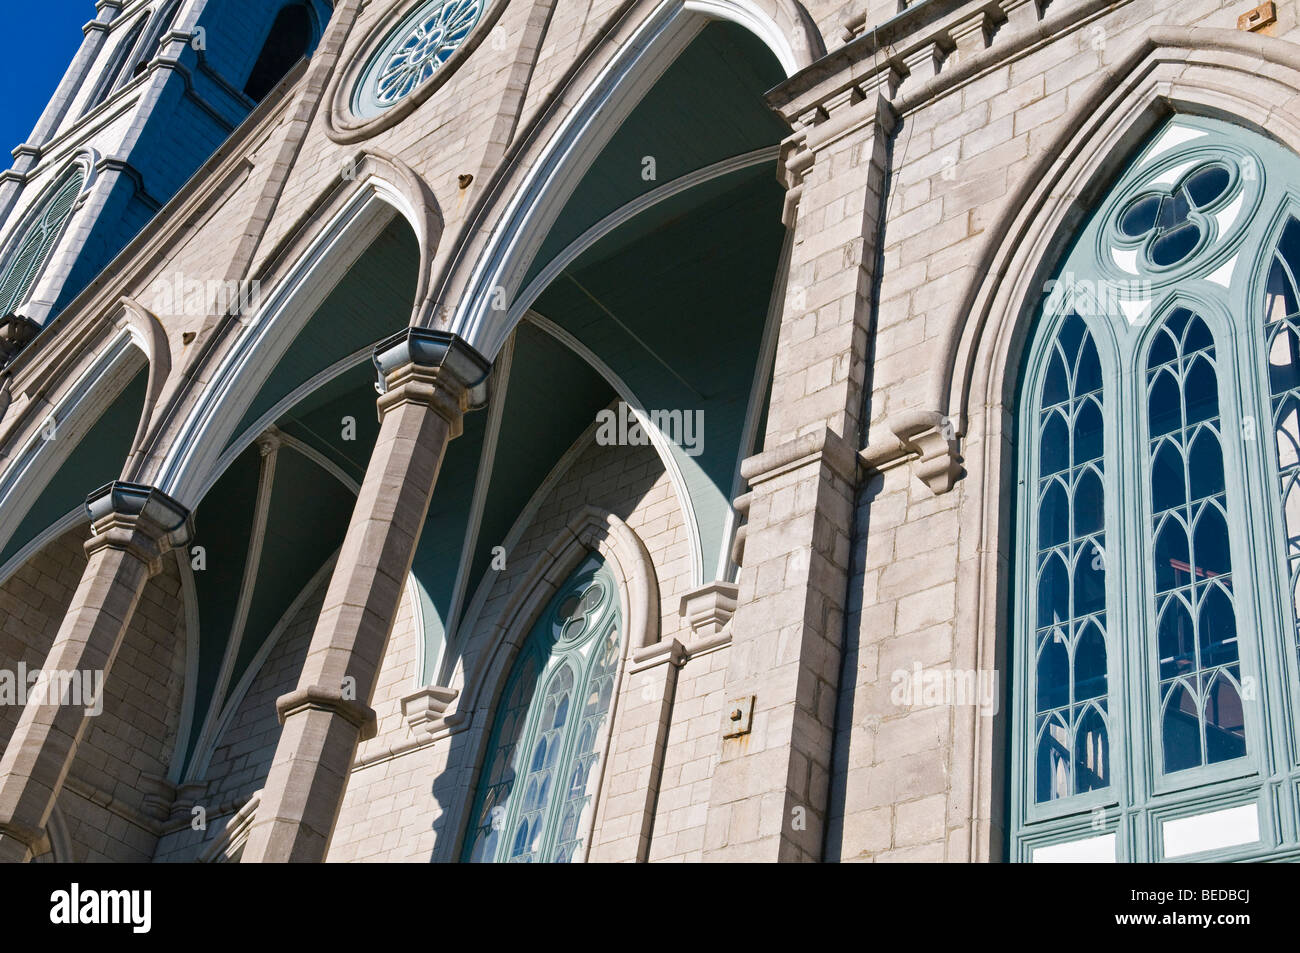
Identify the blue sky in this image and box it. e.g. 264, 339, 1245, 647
0, 3, 95, 168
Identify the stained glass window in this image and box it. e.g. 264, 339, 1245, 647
1146, 309, 1245, 772
1263, 219, 1300, 664
463, 556, 621, 863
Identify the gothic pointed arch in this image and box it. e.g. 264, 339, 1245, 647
929, 27, 1300, 864
82, 14, 149, 115
443, 506, 658, 861
426, 0, 814, 357
0, 161, 90, 321
459, 506, 659, 714
139, 152, 441, 506
947, 27, 1300, 430
0, 329, 150, 578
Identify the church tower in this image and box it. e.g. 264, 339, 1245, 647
0, 0, 332, 364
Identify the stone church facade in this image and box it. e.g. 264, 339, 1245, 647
1, 0, 1298, 863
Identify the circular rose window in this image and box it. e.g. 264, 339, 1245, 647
352, 0, 483, 117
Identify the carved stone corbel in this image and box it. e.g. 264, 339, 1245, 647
401, 685, 459, 737
679, 581, 739, 644
731, 491, 751, 567
891, 409, 963, 495
777, 136, 813, 227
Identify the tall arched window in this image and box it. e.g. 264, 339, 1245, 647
1012, 116, 1300, 862
462, 555, 622, 863
83, 16, 148, 114
0, 164, 85, 319
243, 3, 314, 102
126, 1, 183, 81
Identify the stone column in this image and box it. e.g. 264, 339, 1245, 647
701, 92, 895, 862
0, 482, 191, 863
242, 329, 489, 863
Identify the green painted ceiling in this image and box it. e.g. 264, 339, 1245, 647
409, 392, 488, 683
227, 447, 354, 695
185, 436, 359, 773
187, 443, 262, 760
274, 359, 380, 485
226, 217, 419, 449
0, 367, 148, 567
457, 322, 616, 644
531, 166, 787, 578
522, 20, 789, 292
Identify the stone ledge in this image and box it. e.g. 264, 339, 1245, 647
740, 427, 861, 489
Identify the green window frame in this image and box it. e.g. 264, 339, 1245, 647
461, 554, 622, 863
0, 164, 85, 320
1012, 116, 1300, 862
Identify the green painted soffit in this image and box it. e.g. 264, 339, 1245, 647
522, 20, 788, 292
409, 399, 488, 683
275, 360, 381, 485
181, 367, 381, 774
458, 322, 616, 642
0, 367, 148, 567
226, 217, 419, 449
225, 446, 355, 703
186, 444, 262, 761
532, 167, 786, 578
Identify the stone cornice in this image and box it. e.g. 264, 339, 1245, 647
98, 156, 162, 211
767, 0, 1125, 130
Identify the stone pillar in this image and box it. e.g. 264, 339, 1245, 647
701, 93, 895, 862
242, 329, 489, 863
599, 637, 684, 863
703, 433, 860, 861
0, 482, 191, 863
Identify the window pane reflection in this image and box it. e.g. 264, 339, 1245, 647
1146, 309, 1246, 773
1033, 313, 1111, 802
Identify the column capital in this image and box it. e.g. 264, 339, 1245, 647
276, 684, 379, 742
0, 818, 44, 854
83, 481, 193, 574
372, 328, 491, 428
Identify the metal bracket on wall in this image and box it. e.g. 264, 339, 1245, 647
724, 695, 755, 739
